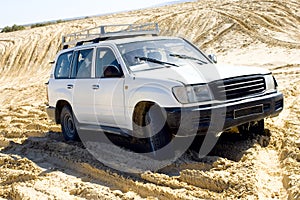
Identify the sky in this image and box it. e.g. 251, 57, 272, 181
0, 0, 178, 27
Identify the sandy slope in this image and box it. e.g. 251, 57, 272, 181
0, 0, 299, 199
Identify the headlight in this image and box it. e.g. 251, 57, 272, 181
173, 84, 212, 103
264, 74, 276, 91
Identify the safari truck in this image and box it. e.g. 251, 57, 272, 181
46, 23, 283, 152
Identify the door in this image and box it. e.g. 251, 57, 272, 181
71, 48, 99, 124
93, 47, 126, 127
50, 50, 75, 110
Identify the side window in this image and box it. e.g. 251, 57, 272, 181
71, 49, 93, 79
95, 48, 123, 78
54, 51, 73, 79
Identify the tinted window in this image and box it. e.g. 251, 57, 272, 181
54, 51, 73, 79
95, 48, 123, 78
71, 49, 93, 79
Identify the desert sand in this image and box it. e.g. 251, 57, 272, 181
0, 0, 299, 199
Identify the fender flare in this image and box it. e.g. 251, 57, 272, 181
125, 84, 180, 129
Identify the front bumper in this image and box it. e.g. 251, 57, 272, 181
46, 106, 56, 122
165, 92, 283, 135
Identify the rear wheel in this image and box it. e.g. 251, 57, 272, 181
133, 102, 172, 154
60, 106, 80, 141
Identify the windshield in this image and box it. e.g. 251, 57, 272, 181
117, 38, 211, 72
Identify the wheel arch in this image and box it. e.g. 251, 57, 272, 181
55, 100, 72, 124
132, 101, 155, 118
126, 84, 180, 130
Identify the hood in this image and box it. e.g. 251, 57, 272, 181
132, 62, 270, 85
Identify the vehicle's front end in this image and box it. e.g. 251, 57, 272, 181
167, 72, 283, 135
116, 36, 284, 137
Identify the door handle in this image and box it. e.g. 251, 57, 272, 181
92, 84, 100, 90
67, 84, 73, 89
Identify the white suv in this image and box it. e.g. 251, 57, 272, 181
46, 23, 283, 152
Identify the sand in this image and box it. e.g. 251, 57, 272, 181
0, 0, 299, 199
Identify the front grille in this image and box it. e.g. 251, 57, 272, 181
210, 75, 266, 100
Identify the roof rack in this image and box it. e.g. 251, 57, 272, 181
62, 23, 159, 49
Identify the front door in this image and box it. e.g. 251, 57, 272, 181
93, 47, 126, 127
71, 48, 99, 124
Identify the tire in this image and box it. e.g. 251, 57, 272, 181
238, 119, 265, 135
133, 103, 172, 153
60, 106, 80, 141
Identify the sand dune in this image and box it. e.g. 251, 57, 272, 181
0, 0, 299, 199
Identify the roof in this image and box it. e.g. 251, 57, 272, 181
105, 35, 179, 45
57, 36, 180, 55
62, 23, 160, 49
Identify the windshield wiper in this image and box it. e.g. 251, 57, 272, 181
135, 56, 179, 67
169, 53, 207, 64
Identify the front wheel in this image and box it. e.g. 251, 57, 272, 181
133, 103, 172, 154
60, 106, 80, 141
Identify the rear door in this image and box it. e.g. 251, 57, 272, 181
48, 50, 75, 109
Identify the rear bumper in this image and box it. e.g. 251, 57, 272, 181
165, 92, 283, 135
46, 106, 56, 122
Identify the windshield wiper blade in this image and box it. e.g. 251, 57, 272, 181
169, 53, 207, 64
135, 56, 179, 67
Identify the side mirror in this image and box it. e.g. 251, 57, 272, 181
208, 54, 217, 64
103, 65, 123, 78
